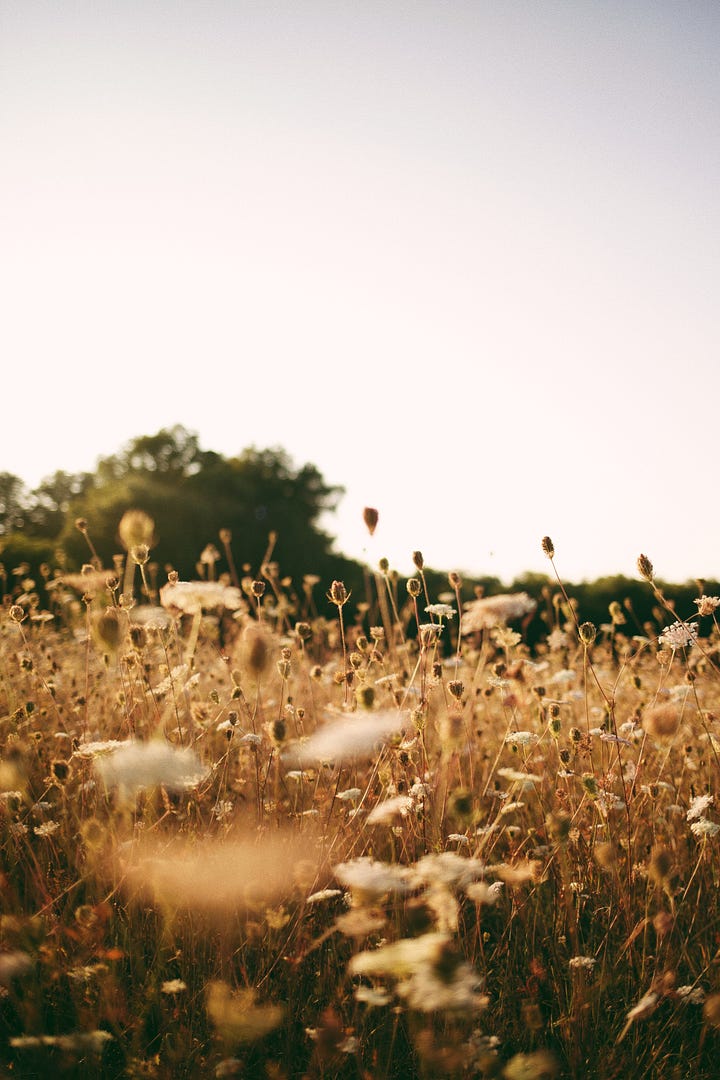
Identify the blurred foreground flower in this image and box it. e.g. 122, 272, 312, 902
116, 832, 319, 910
462, 593, 536, 632
95, 741, 207, 793
206, 981, 283, 1046
284, 709, 409, 766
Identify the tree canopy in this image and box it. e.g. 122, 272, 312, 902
0, 426, 355, 588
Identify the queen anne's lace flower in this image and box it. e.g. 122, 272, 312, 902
695, 595, 720, 616
687, 794, 714, 821
462, 592, 536, 632
160, 581, 243, 614
658, 621, 699, 649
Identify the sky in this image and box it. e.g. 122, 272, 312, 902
1, 1, 719, 585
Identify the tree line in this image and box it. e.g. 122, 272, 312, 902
1, 425, 717, 642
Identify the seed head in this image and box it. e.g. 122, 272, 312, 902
238, 624, 271, 679
130, 543, 150, 566
118, 509, 155, 551
541, 536, 554, 559
546, 812, 571, 844
8, 605, 25, 623
356, 685, 375, 710
447, 680, 464, 700
251, 580, 265, 598
648, 845, 673, 885
328, 580, 350, 607
412, 551, 424, 571
642, 703, 682, 742
92, 608, 125, 654
406, 578, 422, 598
637, 553, 654, 582
362, 507, 379, 536
578, 621, 596, 646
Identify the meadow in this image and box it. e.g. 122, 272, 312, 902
1, 512, 720, 1079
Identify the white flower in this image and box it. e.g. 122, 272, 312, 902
462, 592, 536, 632
348, 932, 451, 978
72, 740, 128, 759
396, 960, 489, 1013
496, 768, 543, 784
150, 664, 192, 697
95, 741, 207, 793
160, 580, 244, 614
161, 979, 187, 994
336, 788, 362, 802
658, 621, 699, 649
33, 821, 61, 838
424, 603, 455, 619
465, 880, 504, 906
306, 888, 343, 905
415, 851, 486, 888
695, 595, 720, 616
238, 733, 262, 747
286, 710, 408, 766
354, 984, 391, 1007
367, 795, 413, 824
677, 984, 706, 1005
690, 818, 720, 838
687, 794, 714, 821
503, 731, 540, 748
569, 955, 596, 971
333, 857, 418, 900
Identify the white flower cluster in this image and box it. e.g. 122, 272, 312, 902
159, 580, 244, 614
658, 621, 699, 649
462, 592, 537, 633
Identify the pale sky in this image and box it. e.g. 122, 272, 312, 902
1, 1, 718, 584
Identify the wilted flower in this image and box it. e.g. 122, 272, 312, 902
695, 595, 720, 616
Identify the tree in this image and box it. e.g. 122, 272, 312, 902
56, 428, 349, 588
23, 470, 95, 537
0, 473, 27, 535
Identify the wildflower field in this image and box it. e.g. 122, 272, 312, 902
3, 514, 720, 1079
